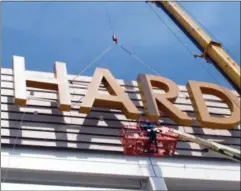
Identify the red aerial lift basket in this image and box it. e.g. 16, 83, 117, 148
121, 125, 178, 157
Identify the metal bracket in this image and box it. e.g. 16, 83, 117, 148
194, 41, 222, 63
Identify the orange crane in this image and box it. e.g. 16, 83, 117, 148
150, 1, 240, 94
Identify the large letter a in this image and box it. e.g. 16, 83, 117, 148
79, 68, 141, 120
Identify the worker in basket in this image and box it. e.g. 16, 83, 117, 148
139, 120, 161, 153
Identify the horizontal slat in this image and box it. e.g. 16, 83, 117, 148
0, 88, 233, 115
1, 121, 240, 145
1, 103, 234, 124
1, 118, 240, 139
3, 95, 239, 131
0, 77, 232, 100
1, 101, 240, 131
182, 125, 240, 137
0, 119, 120, 136
1, 69, 239, 96
1, 138, 123, 152
2, 80, 238, 104
1, 111, 137, 127
0, 138, 230, 159
0, 96, 199, 114
1, 128, 121, 145
0, 87, 190, 109
2, 109, 239, 133
1, 95, 136, 113
1, 101, 240, 134
1, 72, 182, 92
2, 128, 213, 151
3, 96, 239, 132
0, 86, 231, 110
0, 80, 225, 104
1, 97, 231, 123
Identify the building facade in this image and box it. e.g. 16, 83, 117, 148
1, 66, 240, 190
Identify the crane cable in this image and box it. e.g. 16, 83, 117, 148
147, 2, 194, 56
68, 6, 118, 123
70, 6, 117, 84
70, 5, 116, 86
147, 2, 206, 100
105, 6, 119, 44
119, 44, 160, 76
107, 4, 189, 99
68, 5, 118, 112
118, 42, 193, 103
147, 2, 240, 108
68, 6, 116, 109
102, 2, 194, 100
105, 4, 161, 78
105, 6, 115, 35
70, 45, 113, 83
69, 44, 114, 126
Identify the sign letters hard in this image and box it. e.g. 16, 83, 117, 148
12, 56, 240, 130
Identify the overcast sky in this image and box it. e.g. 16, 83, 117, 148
2, 1, 240, 89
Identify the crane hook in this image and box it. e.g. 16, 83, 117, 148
112, 34, 118, 44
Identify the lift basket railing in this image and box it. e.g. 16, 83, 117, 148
121, 125, 178, 156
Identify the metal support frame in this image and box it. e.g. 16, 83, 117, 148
153, 1, 240, 91
194, 41, 222, 63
